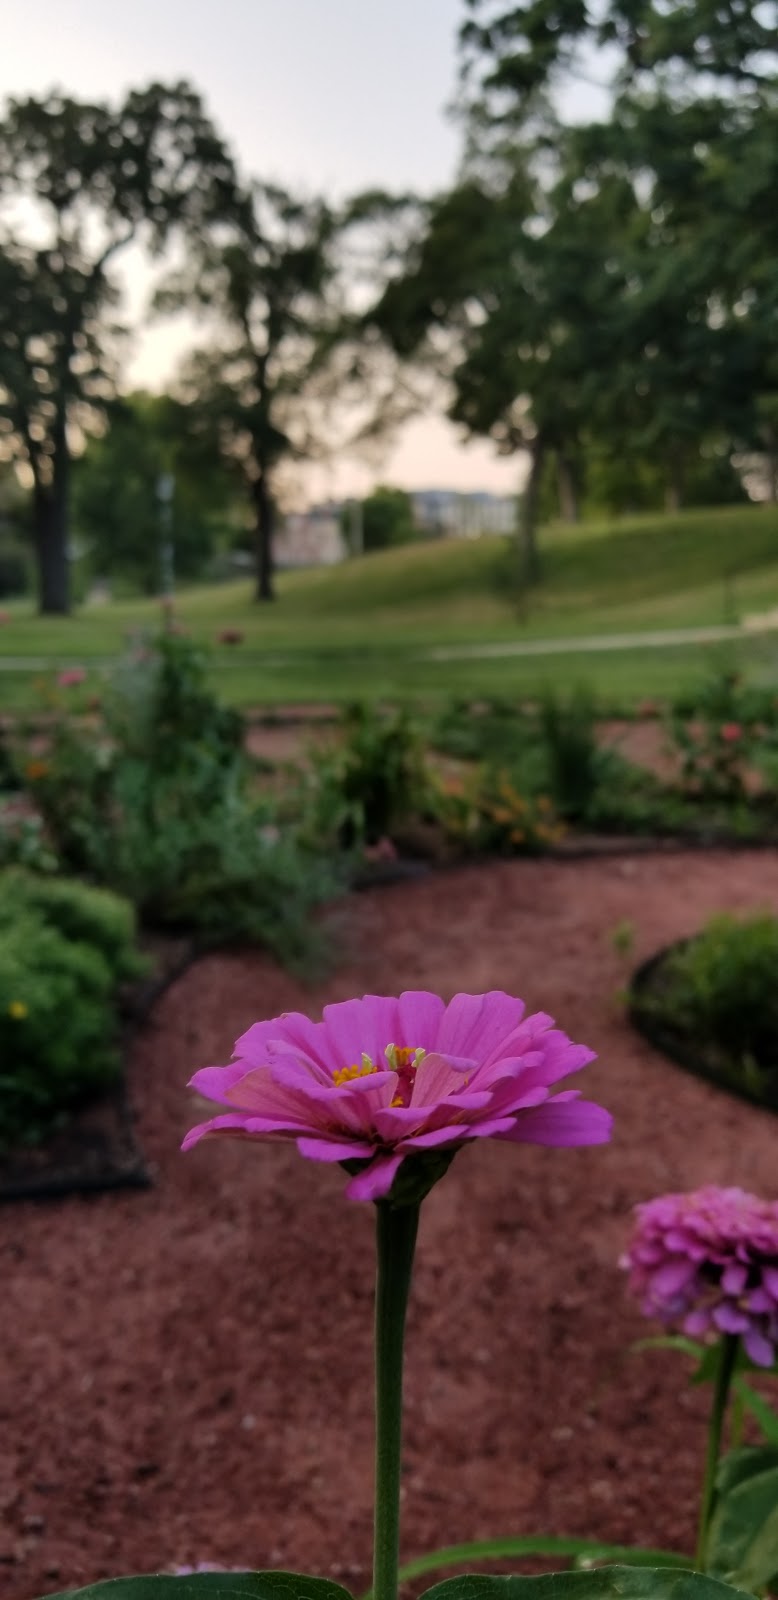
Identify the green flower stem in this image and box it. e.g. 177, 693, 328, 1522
696, 1333, 739, 1569
373, 1200, 420, 1600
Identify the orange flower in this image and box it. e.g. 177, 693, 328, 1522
24, 758, 49, 781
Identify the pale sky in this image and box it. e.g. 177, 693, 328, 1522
1, 1, 530, 498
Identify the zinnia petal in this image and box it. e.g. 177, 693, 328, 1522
496, 1099, 613, 1146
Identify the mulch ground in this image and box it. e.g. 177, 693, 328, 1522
3, 849, 778, 1600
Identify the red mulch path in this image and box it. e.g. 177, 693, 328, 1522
3, 850, 778, 1599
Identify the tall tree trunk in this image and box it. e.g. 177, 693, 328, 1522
252, 471, 275, 602
517, 436, 545, 586
33, 478, 70, 616
557, 452, 579, 522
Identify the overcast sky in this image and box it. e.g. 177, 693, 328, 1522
2, 0, 528, 498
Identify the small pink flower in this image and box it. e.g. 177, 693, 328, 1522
719, 722, 742, 743
622, 1186, 778, 1368
184, 990, 611, 1202
57, 667, 86, 688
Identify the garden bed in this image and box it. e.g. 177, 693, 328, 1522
3, 848, 778, 1600
630, 933, 778, 1114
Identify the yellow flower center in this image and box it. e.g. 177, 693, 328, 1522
8, 1000, 28, 1020
331, 1044, 426, 1104
332, 1053, 378, 1087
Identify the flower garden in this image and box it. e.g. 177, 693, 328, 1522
2, 627, 778, 1600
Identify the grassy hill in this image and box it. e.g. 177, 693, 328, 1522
3, 503, 778, 707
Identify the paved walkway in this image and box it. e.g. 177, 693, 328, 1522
1, 618, 777, 674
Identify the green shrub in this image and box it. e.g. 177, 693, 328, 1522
0, 872, 143, 1147
633, 912, 778, 1109
306, 702, 428, 849
539, 688, 603, 821
21, 634, 338, 969
0, 806, 59, 874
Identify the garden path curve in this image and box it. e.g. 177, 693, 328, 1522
2, 849, 778, 1600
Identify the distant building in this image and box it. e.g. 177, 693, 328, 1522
275, 511, 347, 568
410, 490, 516, 538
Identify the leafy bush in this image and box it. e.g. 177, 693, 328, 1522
430, 766, 563, 856
539, 689, 603, 821
0, 871, 144, 1147
0, 804, 60, 873
21, 633, 337, 968
666, 670, 775, 802
306, 702, 428, 850
632, 912, 778, 1108
429, 697, 543, 772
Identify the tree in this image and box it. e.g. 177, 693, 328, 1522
0, 84, 240, 613
166, 183, 350, 602
73, 393, 239, 592
460, 0, 778, 119
371, 162, 635, 581
455, 0, 778, 526
352, 486, 418, 553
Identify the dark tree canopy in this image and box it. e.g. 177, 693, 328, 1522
167, 183, 355, 601
0, 83, 241, 614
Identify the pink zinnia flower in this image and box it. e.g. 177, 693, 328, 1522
622, 1185, 778, 1368
719, 722, 743, 743
183, 990, 611, 1202
57, 667, 86, 688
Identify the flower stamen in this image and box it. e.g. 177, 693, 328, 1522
385, 1043, 426, 1107
333, 1052, 377, 1087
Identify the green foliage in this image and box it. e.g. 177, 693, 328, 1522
41, 1575, 354, 1600
666, 673, 767, 802
539, 691, 601, 821
0, 870, 142, 1147
398, 1542, 689, 1586
633, 913, 778, 1108
357, 486, 418, 552
431, 766, 563, 856
305, 702, 428, 849
706, 1446, 778, 1593
73, 394, 238, 593
0, 543, 29, 598
31, 1570, 752, 1600
22, 632, 337, 968
419, 1571, 752, 1600
0, 83, 241, 614
167, 182, 348, 601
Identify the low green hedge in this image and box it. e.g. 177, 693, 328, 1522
0, 871, 145, 1148
630, 912, 778, 1110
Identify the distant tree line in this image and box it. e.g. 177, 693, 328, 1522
367, 0, 778, 581
0, 0, 775, 610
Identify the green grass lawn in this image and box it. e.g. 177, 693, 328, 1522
3, 503, 778, 708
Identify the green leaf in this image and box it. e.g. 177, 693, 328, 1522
733, 1382, 778, 1445
397, 1542, 689, 1585
39, 1571, 354, 1600
631, 1336, 723, 1389
632, 1337, 707, 1365
706, 1446, 778, 1592
418, 1567, 754, 1600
